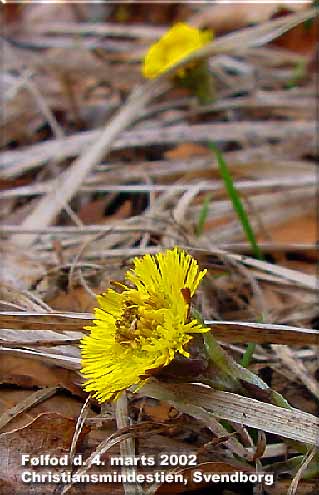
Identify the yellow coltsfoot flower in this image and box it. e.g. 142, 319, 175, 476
142, 22, 212, 79
81, 247, 208, 402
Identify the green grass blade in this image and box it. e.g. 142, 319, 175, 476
208, 143, 264, 261
208, 143, 264, 367
241, 343, 256, 368
196, 193, 212, 237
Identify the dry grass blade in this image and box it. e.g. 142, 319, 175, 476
0, 347, 81, 370
0, 387, 58, 432
272, 345, 319, 400
205, 321, 319, 346
152, 394, 251, 460
0, 326, 82, 347
69, 396, 90, 462
141, 381, 319, 447
34, 22, 166, 39
0, 336, 81, 347
192, 247, 317, 290
0, 311, 91, 331
11, 79, 169, 248
0, 169, 315, 199
61, 432, 138, 495
287, 448, 317, 495
1, 121, 315, 177
61, 423, 164, 495
229, 253, 317, 291
10, 7, 316, 247
1, 312, 318, 345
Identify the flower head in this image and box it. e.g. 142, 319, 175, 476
81, 247, 207, 402
142, 23, 212, 79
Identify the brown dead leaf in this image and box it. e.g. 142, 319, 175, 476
1, 4, 24, 26
0, 388, 89, 434
78, 197, 110, 224
78, 197, 132, 224
201, 214, 233, 234
156, 460, 254, 494
0, 412, 89, 495
48, 287, 97, 313
133, 398, 178, 423
0, 355, 82, 396
272, 13, 319, 54
258, 214, 316, 245
165, 143, 210, 160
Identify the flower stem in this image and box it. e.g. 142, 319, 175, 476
202, 331, 290, 409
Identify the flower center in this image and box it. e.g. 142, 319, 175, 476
115, 298, 166, 348
115, 302, 140, 346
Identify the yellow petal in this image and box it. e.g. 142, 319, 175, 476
142, 23, 213, 79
